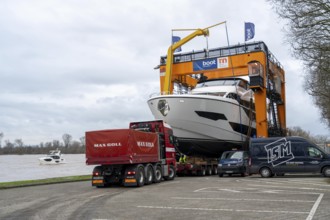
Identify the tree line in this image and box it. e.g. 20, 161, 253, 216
0, 132, 85, 155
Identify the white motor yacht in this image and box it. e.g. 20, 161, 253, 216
147, 78, 256, 157
39, 149, 66, 165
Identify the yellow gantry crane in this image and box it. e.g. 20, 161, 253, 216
158, 22, 286, 138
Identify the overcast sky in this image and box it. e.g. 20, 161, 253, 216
0, 0, 329, 145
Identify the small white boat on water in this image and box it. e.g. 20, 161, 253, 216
39, 149, 66, 165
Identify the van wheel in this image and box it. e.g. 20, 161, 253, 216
322, 166, 330, 177
260, 167, 272, 178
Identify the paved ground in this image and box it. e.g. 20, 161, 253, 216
0, 175, 330, 220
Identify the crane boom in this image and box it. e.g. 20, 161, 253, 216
162, 21, 226, 94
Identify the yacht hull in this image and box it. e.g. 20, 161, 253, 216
147, 95, 255, 157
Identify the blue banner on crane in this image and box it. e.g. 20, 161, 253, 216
244, 22, 255, 41
193, 58, 217, 71
172, 36, 182, 52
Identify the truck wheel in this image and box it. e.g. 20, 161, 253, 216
153, 165, 162, 183
218, 173, 223, 177
164, 165, 176, 180
136, 166, 145, 187
260, 167, 272, 178
322, 166, 330, 177
145, 165, 154, 185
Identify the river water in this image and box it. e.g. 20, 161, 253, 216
0, 154, 93, 183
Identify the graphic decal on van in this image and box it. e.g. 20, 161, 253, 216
264, 138, 294, 167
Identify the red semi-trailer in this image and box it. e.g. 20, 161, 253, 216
86, 120, 176, 187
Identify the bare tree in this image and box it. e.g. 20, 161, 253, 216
62, 133, 72, 148
4, 140, 14, 148
53, 140, 61, 148
268, 0, 330, 128
0, 132, 3, 148
79, 136, 86, 147
14, 139, 24, 148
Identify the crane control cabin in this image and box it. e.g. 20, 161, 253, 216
157, 41, 286, 138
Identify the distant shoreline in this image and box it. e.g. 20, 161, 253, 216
0, 146, 85, 155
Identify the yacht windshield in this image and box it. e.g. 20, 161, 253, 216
196, 79, 239, 88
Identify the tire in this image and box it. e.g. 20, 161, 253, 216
260, 167, 272, 178
93, 166, 105, 187
241, 173, 246, 177
206, 166, 212, 176
212, 167, 218, 175
322, 166, 330, 177
164, 165, 176, 180
168, 165, 176, 180
198, 167, 206, 176
153, 165, 162, 183
136, 165, 145, 187
144, 165, 154, 185
218, 173, 223, 177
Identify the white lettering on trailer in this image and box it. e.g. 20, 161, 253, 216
166, 147, 175, 152
94, 142, 122, 148
137, 141, 154, 148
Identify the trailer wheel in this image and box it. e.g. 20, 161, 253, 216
145, 165, 154, 185
164, 165, 176, 180
153, 165, 162, 183
198, 167, 206, 176
322, 166, 330, 177
136, 165, 145, 187
212, 166, 218, 175
206, 166, 212, 176
259, 167, 272, 178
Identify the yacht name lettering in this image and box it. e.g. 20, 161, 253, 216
137, 141, 154, 148
94, 142, 122, 147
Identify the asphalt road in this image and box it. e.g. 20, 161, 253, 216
1, 175, 330, 220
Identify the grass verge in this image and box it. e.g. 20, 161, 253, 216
0, 175, 91, 189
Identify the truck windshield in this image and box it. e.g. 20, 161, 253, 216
221, 151, 243, 160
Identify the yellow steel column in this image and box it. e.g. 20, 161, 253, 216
254, 87, 268, 137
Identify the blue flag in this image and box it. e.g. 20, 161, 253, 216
245, 22, 255, 41
172, 36, 182, 52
